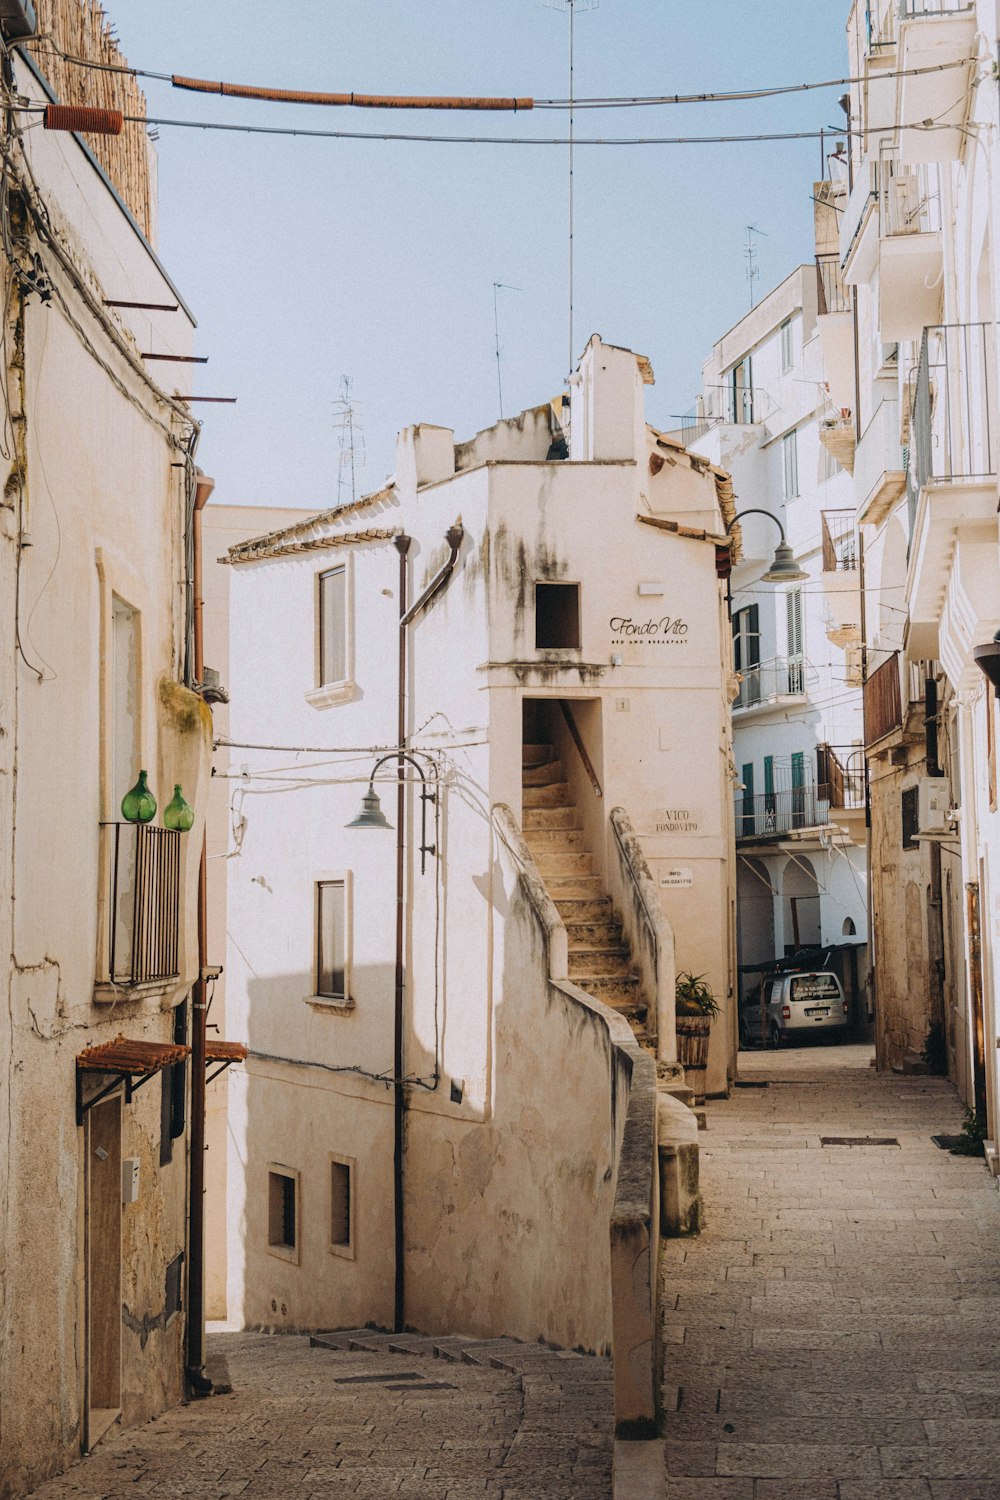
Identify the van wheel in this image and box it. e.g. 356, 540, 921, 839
770, 1022, 782, 1049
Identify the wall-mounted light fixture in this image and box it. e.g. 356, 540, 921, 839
973, 629, 1000, 692
726, 508, 809, 584
347, 751, 437, 874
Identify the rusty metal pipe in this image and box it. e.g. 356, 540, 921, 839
171, 77, 533, 111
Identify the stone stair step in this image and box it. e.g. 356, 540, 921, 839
565, 920, 623, 947
524, 828, 587, 852
522, 743, 554, 767
554, 896, 613, 921
576, 975, 645, 1007
522, 759, 564, 786
544, 875, 604, 898
523, 805, 578, 831
568, 948, 632, 977
522, 782, 572, 808
534, 850, 594, 876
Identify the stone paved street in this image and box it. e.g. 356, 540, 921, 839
660, 1042, 1000, 1498
25, 1330, 612, 1499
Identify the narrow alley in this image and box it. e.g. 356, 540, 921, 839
660, 1044, 1000, 1497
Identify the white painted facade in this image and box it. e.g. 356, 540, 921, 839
839, 0, 1000, 1129
688, 268, 869, 1021
217, 337, 737, 1349
0, 26, 211, 1497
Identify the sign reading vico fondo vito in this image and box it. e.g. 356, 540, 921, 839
609, 613, 689, 645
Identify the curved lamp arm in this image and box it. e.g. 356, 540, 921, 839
726, 507, 787, 543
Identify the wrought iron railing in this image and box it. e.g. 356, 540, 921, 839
898, 0, 974, 17
735, 786, 828, 840
821, 511, 858, 571
734, 656, 807, 711
817, 744, 867, 809
816, 253, 849, 315
912, 323, 997, 492
100, 822, 182, 986
878, 153, 940, 239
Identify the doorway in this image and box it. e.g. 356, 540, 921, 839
86, 1095, 122, 1447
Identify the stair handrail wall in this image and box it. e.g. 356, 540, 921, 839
492, 803, 660, 1439
610, 807, 677, 1065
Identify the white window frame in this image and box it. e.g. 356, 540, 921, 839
780, 317, 794, 373
306, 871, 354, 1012
305, 555, 358, 709
782, 430, 800, 501
328, 1153, 356, 1260
266, 1164, 301, 1265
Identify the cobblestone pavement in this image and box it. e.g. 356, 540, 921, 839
660, 1041, 1000, 1499
26, 1329, 613, 1499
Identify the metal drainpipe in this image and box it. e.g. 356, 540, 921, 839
186, 468, 215, 1392
392, 522, 463, 1334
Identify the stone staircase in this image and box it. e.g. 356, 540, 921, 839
522, 742, 653, 1050
307, 1326, 609, 1378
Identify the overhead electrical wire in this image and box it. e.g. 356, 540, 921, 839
14, 36, 973, 111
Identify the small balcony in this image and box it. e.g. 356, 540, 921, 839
821, 511, 859, 572
96, 822, 182, 1000
898, 2, 977, 165
734, 656, 808, 715
841, 158, 879, 284
877, 157, 943, 340
735, 785, 829, 842
854, 391, 906, 525
816, 253, 849, 316
816, 255, 855, 413
863, 651, 904, 748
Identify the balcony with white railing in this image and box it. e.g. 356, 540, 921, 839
733, 656, 808, 717
897, 1, 977, 164
854, 388, 906, 525
877, 155, 943, 340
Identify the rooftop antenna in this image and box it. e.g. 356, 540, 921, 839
745, 224, 768, 310
331, 376, 365, 504
545, 0, 598, 381
492, 281, 521, 418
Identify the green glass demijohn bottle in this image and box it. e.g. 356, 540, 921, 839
121, 770, 156, 824
162, 784, 194, 833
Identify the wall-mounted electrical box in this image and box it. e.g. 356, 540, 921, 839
122, 1157, 140, 1205
917, 776, 953, 836
0, 2, 37, 41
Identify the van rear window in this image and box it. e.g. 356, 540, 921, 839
791, 974, 839, 1000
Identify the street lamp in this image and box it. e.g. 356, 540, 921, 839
726, 508, 809, 584
346, 750, 437, 874
974, 629, 1000, 691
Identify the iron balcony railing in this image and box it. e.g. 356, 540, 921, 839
816, 253, 849, 316
821, 510, 858, 571
734, 656, 807, 711
100, 822, 182, 986
878, 153, 941, 239
912, 323, 997, 492
735, 786, 828, 840
817, 744, 867, 810
681, 385, 771, 436
898, 0, 974, 16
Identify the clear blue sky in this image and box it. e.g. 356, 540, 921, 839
105, 0, 849, 507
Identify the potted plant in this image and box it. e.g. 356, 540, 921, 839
675, 972, 720, 1099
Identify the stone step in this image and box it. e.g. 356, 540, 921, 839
544, 875, 604, 898
523, 805, 578, 831
534, 850, 594, 877
565, 920, 623, 947
521, 742, 554, 767
554, 896, 613, 921
522, 782, 572, 809
568, 947, 632, 978
524, 828, 587, 852
522, 759, 564, 787
575, 974, 645, 1009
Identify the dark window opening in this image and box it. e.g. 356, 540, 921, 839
268, 1170, 297, 1249
330, 1160, 351, 1249
317, 881, 346, 999
901, 786, 919, 850
535, 583, 580, 649
319, 565, 347, 685
165, 1252, 184, 1321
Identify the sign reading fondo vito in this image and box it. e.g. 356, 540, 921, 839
609, 612, 689, 645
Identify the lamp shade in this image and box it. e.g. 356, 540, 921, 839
346, 784, 393, 831
973, 630, 1000, 692
761, 541, 809, 584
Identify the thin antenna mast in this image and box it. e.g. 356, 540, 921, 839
546, 0, 597, 380
745, 224, 768, 310
492, 281, 521, 418
331, 376, 366, 503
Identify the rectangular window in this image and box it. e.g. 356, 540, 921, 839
317, 881, 346, 1000
782, 430, 799, 500
741, 762, 755, 837
732, 604, 760, 706
780, 318, 794, 372
786, 589, 804, 692
535, 582, 580, 649
764, 755, 775, 815
791, 751, 806, 829
318, 566, 347, 686
901, 785, 919, 850
268, 1168, 299, 1260
329, 1156, 355, 1258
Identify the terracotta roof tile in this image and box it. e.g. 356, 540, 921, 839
222, 525, 399, 567
77, 1035, 191, 1073
205, 1040, 248, 1063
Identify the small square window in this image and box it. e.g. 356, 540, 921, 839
329, 1156, 355, 1258
318, 566, 347, 687
535, 583, 580, 649
901, 786, 919, 850
267, 1168, 299, 1261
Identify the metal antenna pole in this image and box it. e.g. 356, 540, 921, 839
745, 223, 768, 310
568, 0, 575, 381
492, 281, 521, 419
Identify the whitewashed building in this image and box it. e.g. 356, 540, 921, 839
836, 0, 1000, 1133
0, 5, 217, 1492
687, 267, 869, 1029
217, 336, 738, 1370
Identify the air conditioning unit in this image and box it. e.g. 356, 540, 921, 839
917, 776, 952, 835
0, 1, 36, 40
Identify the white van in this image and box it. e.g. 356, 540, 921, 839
741, 971, 849, 1047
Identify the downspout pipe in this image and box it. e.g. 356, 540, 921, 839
186, 467, 215, 1394
399, 522, 464, 627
